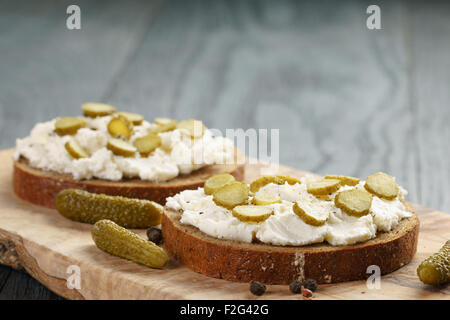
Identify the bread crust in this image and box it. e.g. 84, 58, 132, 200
161, 202, 419, 284
13, 156, 245, 209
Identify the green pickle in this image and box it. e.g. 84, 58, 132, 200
417, 240, 450, 285
55, 189, 162, 228
92, 220, 168, 269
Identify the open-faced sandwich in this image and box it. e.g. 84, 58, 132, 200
162, 172, 419, 284
13, 103, 244, 208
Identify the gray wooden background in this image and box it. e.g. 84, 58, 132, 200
0, 0, 448, 299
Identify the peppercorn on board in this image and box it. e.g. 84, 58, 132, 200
0, 149, 448, 300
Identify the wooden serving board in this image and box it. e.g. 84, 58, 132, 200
0, 148, 448, 300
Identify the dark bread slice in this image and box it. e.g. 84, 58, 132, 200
13, 150, 245, 208
162, 202, 419, 284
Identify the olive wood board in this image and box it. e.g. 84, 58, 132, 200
0, 148, 448, 300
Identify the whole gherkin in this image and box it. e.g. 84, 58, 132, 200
417, 240, 450, 285
56, 189, 163, 228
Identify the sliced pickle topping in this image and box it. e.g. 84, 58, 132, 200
307, 179, 341, 195
293, 200, 329, 226
107, 138, 136, 157
364, 172, 399, 200
334, 189, 373, 217
232, 205, 273, 223
177, 119, 205, 138
82, 102, 116, 117
325, 175, 360, 186
107, 115, 133, 140
118, 112, 144, 125
204, 173, 235, 195
252, 190, 281, 205
276, 175, 302, 186
249, 176, 285, 193
213, 181, 249, 209
65, 139, 89, 159
150, 118, 178, 133
133, 133, 161, 157
54, 117, 86, 136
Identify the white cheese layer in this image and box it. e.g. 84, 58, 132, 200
166, 177, 412, 247
14, 116, 235, 182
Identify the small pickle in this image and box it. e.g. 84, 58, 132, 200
364, 172, 399, 200
133, 133, 161, 157
334, 189, 373, 217
177, 119, 205, 138
107, 115, 133, 140
107, 138, 136, 157
118, 112, 144, 125
92, 220, 168, 269
213, 181, 249, 209
293, 200, 329, 226
325, 175, 360, 186
56, 189, 163, 228
307, 179, 341, 196
54, 117, 86, 136
82, 102, 116, 117
252, 190, 281, 205
204, 173, 235, 195
65, 139, 89, 159
232, 205, 273, 223
417, 240, 450, 285
249, 176, 285, 193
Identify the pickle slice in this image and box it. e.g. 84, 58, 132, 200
307, 179, 341, 196
107, 115, 133, 140
249, 176, 285, 193
364, 172, 399, 200
107, 138, 136, 157
417, 240, 450, 285
325, 175, 360, 186
204, 173, 236, 195
92, 220, 168, 268
213, 181, 249, 209
65, 139, 89, 159
150, 118, 178, 134
232, 205, 273, 223
315, 195, 332, 201
119, 112, 144, 125
277, 175, 302, 185
177, 119, 205, 138
82, 102, 116, 117
56, 189, 163, 228
293, 200, 329, 226
133, 133, 161, 157
252, 190, 281, 205
334, 189, 373, 217
54, 117, 86, 136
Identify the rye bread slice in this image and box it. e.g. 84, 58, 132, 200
13, 149, 245, 208
162, 202, 419, 284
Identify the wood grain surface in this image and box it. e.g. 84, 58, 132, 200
0, 0, 449, 299
0, 149, 449, 300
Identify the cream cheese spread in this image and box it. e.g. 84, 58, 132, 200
14, 116, 235, 182
165, 176, 412, 246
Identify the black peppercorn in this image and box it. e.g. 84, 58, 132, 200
146, 227, 163, 245
249, 281, 266, 296
289, 280, 302, 294
303, 279, 318, 292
